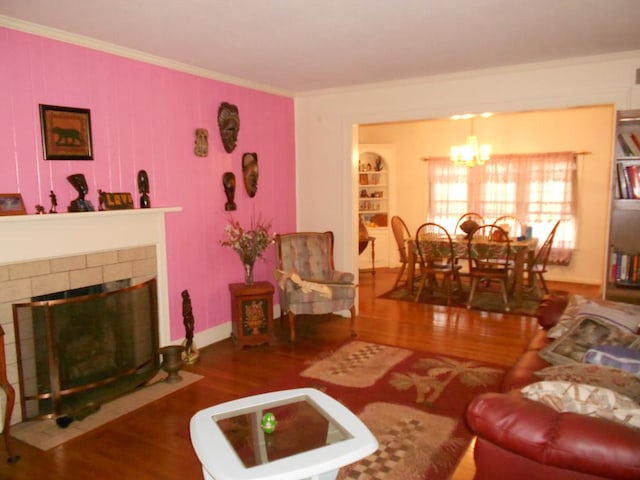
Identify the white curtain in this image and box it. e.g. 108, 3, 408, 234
428, 152, 576, 264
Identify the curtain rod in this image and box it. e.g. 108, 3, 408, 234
422, 151, 591, 161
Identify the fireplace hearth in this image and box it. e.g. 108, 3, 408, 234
13, 279, 159, 420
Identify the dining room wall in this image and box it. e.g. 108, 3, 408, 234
358, 105, 613, 285
295, 50, 640, 289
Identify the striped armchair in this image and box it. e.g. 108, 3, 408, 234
274, 231, 357, 342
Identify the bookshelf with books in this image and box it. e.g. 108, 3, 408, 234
605, 109, 640, 303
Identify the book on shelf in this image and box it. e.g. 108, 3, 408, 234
631, 133, 640, 154
610, 250, 640, 286
615, 163, 640, 199
627, 164, 640, 199
620, 132, 640, 156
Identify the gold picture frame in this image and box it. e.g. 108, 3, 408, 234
39, 104, 94, 160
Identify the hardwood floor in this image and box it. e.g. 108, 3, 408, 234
2, 269, 599, 479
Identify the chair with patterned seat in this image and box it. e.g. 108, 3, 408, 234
274, 231, 357, 342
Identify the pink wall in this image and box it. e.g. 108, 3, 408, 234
0, 27, 296, 342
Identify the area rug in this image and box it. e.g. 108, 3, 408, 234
11, 370, 203, 451
379, 280, 567, 316
254, 340, 505, 480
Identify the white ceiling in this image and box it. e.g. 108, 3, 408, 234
1, 0, 640, 95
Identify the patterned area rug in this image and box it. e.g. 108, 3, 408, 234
255, 341, 505, 480
379, 280, 566, 316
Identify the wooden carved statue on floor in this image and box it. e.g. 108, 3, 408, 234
222, 171, 237, 211
137, 169, 150, 208
67, 173, 95, 212
181, 289, 199, 364
242, 152, 259, 198
218, 102, 240, 153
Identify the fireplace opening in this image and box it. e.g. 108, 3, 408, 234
13, 278, 160, 420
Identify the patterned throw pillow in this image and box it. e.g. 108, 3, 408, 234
583, 345, 640, 375
539, 315, 640, 366
547, 295, 640, 339
521, 381, 640, 429
533, 363, 640, 402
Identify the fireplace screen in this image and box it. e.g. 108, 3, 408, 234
13, 278, 160, 420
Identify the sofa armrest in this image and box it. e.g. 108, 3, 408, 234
466, 392, 640, 480
535, 294, 569, 329
328, 270, 355, 284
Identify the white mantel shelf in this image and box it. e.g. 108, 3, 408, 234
0, 206, 181, 347
0, 207, 181, 265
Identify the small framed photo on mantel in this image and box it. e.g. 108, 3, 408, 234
0, 193, 27, 216
39, 104, 94, 160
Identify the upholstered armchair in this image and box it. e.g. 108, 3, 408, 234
274, 231, 357, 342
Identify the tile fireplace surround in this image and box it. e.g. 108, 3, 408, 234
0, 207, 180, 424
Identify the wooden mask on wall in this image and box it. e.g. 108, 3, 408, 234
242, 152, 259, 198
217, 102, 240, 153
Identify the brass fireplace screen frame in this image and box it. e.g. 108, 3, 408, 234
12, 278, 159, 420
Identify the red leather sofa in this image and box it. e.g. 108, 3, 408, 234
465, 296, 640, 480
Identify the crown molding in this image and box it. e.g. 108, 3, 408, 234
0, 15, 294, 98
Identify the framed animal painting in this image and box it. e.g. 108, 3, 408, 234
39, 104, 94, 160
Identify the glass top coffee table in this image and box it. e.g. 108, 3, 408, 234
190, 388, 378, 480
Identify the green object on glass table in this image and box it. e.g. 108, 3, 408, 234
261, 412, 277, 433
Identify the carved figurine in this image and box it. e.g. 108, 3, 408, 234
218, 102, 240, 153
67, 173, 95, 212
242, 152, 259, 198
222, 171, 237, 211
49, 190, 58, 213
137, 170, 150, 208
194, 128, 209, 157
181, 290, 199, 364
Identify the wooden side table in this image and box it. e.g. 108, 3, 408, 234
229, 282, 274, 347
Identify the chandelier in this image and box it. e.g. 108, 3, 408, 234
450, 114, 491, 167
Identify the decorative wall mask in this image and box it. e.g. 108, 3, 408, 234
138, 169, 151, 208
222, 172, 237, 211
67, 173, 95, 212
194, 128, 209, 157
217, 102, 240, 153
242, 152, 259, 198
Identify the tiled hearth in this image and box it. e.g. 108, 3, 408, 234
0, 208, 179, 425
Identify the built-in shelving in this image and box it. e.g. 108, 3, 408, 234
605, 109, 640, 304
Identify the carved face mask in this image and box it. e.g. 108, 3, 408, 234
242, 153, 259, 198
218, 103, 240, 153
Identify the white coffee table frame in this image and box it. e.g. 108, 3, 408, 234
190, 388, 378, 480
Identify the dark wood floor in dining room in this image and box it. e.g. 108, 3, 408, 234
3, 269, 599, 480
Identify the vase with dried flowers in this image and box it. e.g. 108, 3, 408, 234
219, 215, 275, 285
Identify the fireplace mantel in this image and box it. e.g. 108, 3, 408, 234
0, 207, 181, 347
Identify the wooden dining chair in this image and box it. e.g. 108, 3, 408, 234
414, 223, 463, 305
492, 215, 525, 238
390, 216, 421, 289
527, 220, 561, 297
466, 224, 512, 312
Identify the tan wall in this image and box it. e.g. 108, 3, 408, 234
359, 105, 614, 285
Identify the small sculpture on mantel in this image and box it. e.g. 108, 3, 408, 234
49, 190, 58, 213
181, 289, 199, 364
67, 173, 95, 212
137, 169, 151, 208
222, 172, 237, 211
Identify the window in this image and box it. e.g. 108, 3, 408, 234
428, 152, 576, 264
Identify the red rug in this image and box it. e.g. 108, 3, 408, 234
254, 340, 505, 479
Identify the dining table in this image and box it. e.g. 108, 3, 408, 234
407, 235, 538, 306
